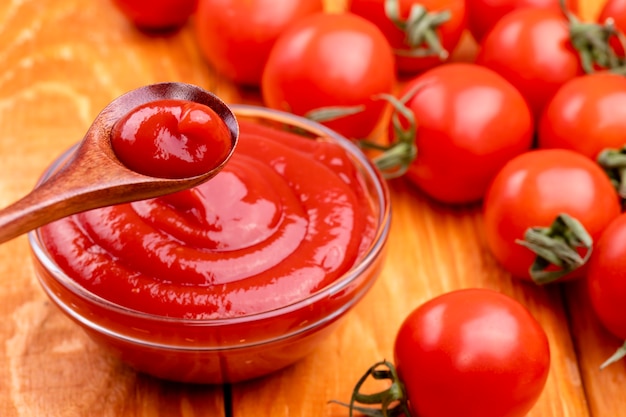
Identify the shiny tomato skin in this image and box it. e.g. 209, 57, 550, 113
399, 63, 533, 204
349, 0, 466, 74
112, 0, 197, 30
195, 0, 323, 86
261, 12, 396, 139
466, 0, 578, 43
476, 8, 584, 120
394, 288, 550, 417
588, 213, 626, 340
538, 73, 626, 159
483, 149, 621, 281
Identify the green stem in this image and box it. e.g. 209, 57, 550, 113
600, 340, 626, 370
560, 0, 626, 73
372, 141, 416, 175
304, 105, 367, 124
515, 213, 593, 284
597, 146, 626, 204
384, 0, 451, 59
365, 84, 428, 179
329, 360, 412, 417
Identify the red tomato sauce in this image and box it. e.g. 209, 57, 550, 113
39, 119, 377, 320
110, 99, 232, 178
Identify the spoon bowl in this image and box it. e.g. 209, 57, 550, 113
0, 82, 239, 244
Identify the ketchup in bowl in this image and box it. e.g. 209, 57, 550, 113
29, 104, 390, 383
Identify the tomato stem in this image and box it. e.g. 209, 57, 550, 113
384, 0, 451, 59
362, 83, 429, 178
597, 146, 626, 205
329, 360, 412, 417
305, 105, 367, 124
515, 213, 592, 284
600, 340, 626, 369
560, 0, 626, 73
368, 92, 417, 178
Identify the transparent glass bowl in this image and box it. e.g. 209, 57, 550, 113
28, 104, 391, 384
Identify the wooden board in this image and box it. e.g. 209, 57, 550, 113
0, 0, 623, 416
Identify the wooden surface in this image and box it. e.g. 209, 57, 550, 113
0, 0, 623, 416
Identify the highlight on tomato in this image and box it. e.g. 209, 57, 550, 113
371, 62, 533, 204
482, 149, 621, 284
111, 0, 197, 31
334, 288, 551, 417
194, 0, 323, 86
476, 6, 625, 120
538, 73, 626, 160
261, 12, 396, 139
466, 0, 578, 43
349, 0, 467, 74
587, 212, 626, 369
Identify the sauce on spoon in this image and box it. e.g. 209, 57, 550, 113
0, 83, 238, 244
111, 99, 232, 179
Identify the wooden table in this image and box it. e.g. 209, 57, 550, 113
0, 0, 623, 415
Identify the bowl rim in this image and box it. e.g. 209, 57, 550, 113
28, 104, 391, 327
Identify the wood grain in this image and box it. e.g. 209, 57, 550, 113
0, 0, 622, 416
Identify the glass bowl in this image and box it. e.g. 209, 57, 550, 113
28, 104, 391, 384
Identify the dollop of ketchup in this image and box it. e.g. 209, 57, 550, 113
40, 119, 376, 319
110, 99, 232, 178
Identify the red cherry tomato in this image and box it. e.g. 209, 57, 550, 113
388, 63, 532, 204
483, 149, 620, 283
349, 0, 466, 74
194, 0, 323, 86
588, 213, 626, 338
394, 288, 550, 417
261, 12, 396, 139
475, 8, 584, 120
466, 0, 578, 43
110, 99, 232, 178
538, 73, 626, 160
111, 0, 197, 30
588, 213, 626, 364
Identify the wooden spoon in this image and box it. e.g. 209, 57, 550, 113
0, 82, 239, 244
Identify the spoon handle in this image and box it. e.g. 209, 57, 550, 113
0, 148, 122, 244
0, 145, 193, 245
0, 172, 79, 245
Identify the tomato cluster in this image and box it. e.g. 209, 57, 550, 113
473, 3, 626, 382
112, 0, 467, 139
110, 0, 626, 415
